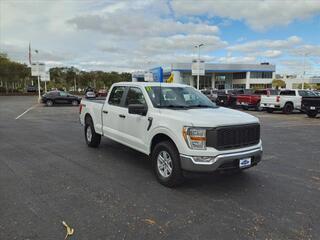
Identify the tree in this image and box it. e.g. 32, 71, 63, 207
272, 79, 286, 89
1, 52, 132, 93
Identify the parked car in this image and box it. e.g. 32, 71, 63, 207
26, 85, 39, 93
42, 91, 81, 106
236, 89, 279, 111
98, 89, 108, 97
85, 91, 96, 99
79, 82, 262, 187
301, 90, 320, 118
201, 88, 218, 102
260, 89, 313, 114
216, 89, 251, 107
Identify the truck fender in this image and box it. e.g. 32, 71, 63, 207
148, 126, 183, 155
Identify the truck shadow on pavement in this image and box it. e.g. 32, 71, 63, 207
97, 138, 262, 193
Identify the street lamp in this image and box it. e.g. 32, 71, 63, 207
302, 52, 310, 90
35, 50, 41, 103
195, 43, 204, 90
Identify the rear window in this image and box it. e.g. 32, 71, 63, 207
280, 90, 296, 96
201, 90, 211, 95
298, 90, 317, 97
108, 86, 126, 106
254, 90, 278, 95
47, 91, 59, 97
254, 90, 267, 95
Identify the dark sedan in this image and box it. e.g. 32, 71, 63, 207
42, 91, 81, 106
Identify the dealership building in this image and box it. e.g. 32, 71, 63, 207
132, 62, 276, 89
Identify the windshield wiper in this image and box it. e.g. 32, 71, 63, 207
189, 104, 215, 108
158, 105, 189, 109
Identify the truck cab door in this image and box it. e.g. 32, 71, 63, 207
123, 87, 149, 153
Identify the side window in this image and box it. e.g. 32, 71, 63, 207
280, 90, 295, 96
60, 91, 67, 97
108, 86, 126, 106
125, 87, 146, 106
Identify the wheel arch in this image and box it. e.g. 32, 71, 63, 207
84, 113, 93, 124
284, 101, 294, 107
150, 133, 178, 156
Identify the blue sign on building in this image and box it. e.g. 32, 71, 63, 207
150, 67, 163, 82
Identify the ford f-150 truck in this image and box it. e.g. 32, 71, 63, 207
236, 89, 278, 111
79, 82, 262, 187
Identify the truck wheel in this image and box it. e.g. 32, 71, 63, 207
307, 110, 318, 118
255, 101, 262, 111
283, 103, 293, 114
85, 120, 101, 148
46, 100, 53, 107
151, 141, 184, 187
266, 108, 274, 113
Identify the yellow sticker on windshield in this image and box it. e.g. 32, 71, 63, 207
145, 86, 152, 92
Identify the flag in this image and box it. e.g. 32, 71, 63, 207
28, 42, 32, 65
166, 73, 174, 83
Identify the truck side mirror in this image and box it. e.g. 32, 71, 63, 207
128, 104, 147, 116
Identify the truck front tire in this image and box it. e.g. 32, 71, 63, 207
151, 141, 184, 187
266, 108, 274, 113
307, 110, 318, 118
85, 120, 101, 148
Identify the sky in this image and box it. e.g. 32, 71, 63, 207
1, 0, 320, 75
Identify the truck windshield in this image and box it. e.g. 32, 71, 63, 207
145, 86, 217, 109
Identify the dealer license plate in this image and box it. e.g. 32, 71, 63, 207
239, 158, 251, 168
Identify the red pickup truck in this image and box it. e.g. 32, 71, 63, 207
237, 89, 279, 111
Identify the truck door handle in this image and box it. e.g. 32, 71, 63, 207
119, 114, 126, 118
103, 110, 108, 114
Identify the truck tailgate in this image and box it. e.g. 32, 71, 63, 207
261, 95, 277, 105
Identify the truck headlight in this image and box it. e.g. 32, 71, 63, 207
182, 127, 206, 150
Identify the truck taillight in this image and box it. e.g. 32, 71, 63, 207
79, 104, 83, 114
276, 96, 280, 102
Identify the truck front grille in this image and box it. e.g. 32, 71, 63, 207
206, 124, 260, 150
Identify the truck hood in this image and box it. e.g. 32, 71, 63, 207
160, 107, 259, 127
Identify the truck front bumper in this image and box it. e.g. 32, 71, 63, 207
180, 147, 262, 172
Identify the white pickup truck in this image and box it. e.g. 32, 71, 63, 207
79, 82, 262, 187
260, 89, 306, 114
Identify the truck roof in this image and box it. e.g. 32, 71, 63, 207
112, 82, 190, 88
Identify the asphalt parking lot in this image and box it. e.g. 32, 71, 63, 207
1, 96, 319, 240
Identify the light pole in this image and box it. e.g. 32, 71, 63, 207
35, 50, 41, 103
302, 52, 310, 90
195, 43, 204, 89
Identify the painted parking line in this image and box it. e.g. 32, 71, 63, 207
15, 104, 39, 120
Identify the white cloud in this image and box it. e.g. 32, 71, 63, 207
67, 13, 219, 37
0, 0, 319, 74
171, 0, 320, 31
227, 36, 302, 52
290, 44, 320, 57
138, 34, 227, 54
217, 56, 257, 64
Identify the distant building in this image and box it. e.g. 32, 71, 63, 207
132, 62, 276, 89
284, 76, 320, 89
